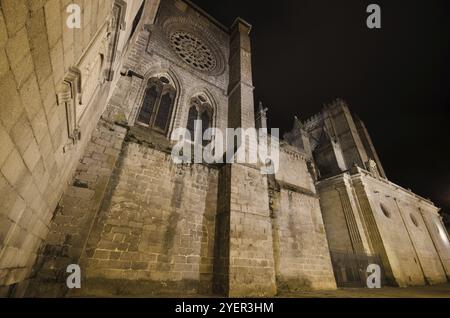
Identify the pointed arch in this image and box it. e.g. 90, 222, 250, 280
185, 89, 217, 145
133, 68, 183, 137
184, 86, 218, 131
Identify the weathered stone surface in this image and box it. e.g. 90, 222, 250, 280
0, 0, 28, 36
318, 167, 448, 287
0, 0, 448, 298
0, 0, 149, 296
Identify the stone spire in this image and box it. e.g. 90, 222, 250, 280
292, 115, 304, 131
256, 101, 268, 129
283, 115, 312, 158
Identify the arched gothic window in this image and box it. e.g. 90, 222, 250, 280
136, 76, 176, 135
186, 95, 213, 146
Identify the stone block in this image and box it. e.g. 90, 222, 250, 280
0, 216, 13, 245
27, 10, 53, 86
0, 174, 15, 216
11, 53, 34, 89
19, 72, 42, 120
49, 39, 64, 86
39, 75, 57, 116
0, 149, 28, 189
0, 123, 14, 167
0, 0, 28, 36
38, 133, 53, 161
32, 160, 50, 195
0, 72, 24, 131
7, 196, 26, 223
63, 47, 74, 74
8, 225, 28, 249
47, 110, 60, 145
0, 49, 8, 79
5, 27, 30, 71
131, 261, 148, 270
30, 109, 49, 145
93, 250, 110, 260
5, 268, 28, 286
25, 0, 45, 13
18, 176, 39, 207
10, 113, 33, 155
0, 246, 18, 269
44, 0, 62, 49
22, 139, 41, 172
0, 11, 7, 48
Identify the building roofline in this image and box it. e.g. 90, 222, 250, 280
317, 168, 438, 209
231, 17, 252, 33
182, 0, 230, 33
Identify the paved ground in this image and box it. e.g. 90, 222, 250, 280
72, 283, 450, 298
279, 283, 450, 298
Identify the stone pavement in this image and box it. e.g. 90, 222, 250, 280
278, 283, 450, 298
70, 283, 450, 298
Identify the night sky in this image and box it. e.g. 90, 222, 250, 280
190, 0, 450, 218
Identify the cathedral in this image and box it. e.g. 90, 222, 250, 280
0, 0, 449, 297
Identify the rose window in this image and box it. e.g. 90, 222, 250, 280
169, 31, 217, 72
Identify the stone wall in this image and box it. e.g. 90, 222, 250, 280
355, 172, 447, 286
317, 168, 449, 287
271, 188, 336, 291
318, 176, 373, 261
420, 207, 450, 279
275, 146, 315, 191
219, 163, 277, 297
116, 0, 230, 138
325, 102, 368, 170
26, 118, 128, 297
0, 0, 156, 295
270, 148, 336, 292
0, 0, 112, 294
318, 174, 375, 256
77, 136, 220, 296
306, 99, 387, 179
2, 0, 447, 298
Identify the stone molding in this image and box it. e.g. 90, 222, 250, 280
161, 17, 226, 76
57, 67, 83, 146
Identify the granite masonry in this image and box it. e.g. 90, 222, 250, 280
0, 0, 449, 297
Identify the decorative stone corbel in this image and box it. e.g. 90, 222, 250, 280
57, 67, 82, 149
104, 0, 128, 81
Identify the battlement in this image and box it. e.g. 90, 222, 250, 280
323, 98, 348, 110
304, 98, 350, 131
279, 141, 309, 161
303, 112, 324, 131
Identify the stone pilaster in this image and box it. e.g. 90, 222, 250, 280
354, 117, 387, 178
351, 178, 397, 285
335, 182, 365, 254
228, 18, 255, 131
226, 18, 258, 167
214, 164, 277, 297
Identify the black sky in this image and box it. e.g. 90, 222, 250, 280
189, 0, 450, 215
